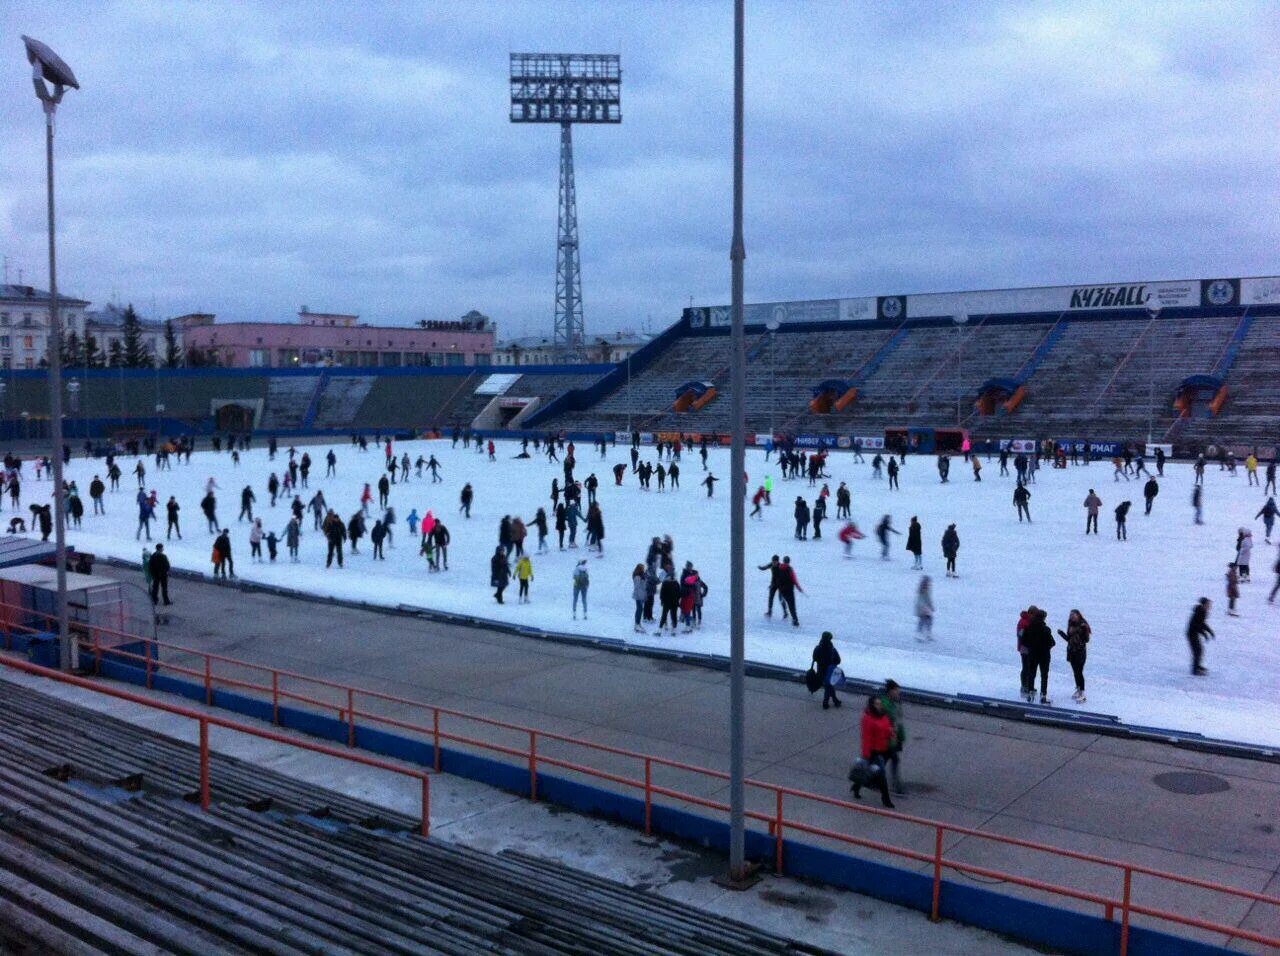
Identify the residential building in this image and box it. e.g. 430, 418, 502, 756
491, 330, 651, 366
81, 302, 166, 363
181, 307, 497, 368
0, 283, 90, 369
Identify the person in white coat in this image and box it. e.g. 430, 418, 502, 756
915, 575, 934, 641
1235, 528, 1254, 582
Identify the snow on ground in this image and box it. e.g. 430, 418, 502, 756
47, 437, 1280, 746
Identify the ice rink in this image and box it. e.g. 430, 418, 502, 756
44, 436, 1280, 745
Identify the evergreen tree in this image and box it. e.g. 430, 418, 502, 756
163, 320, 183, 368
107, 339, 125, 368
82, 334, 102, 369
121, 304, 151, 368
60, 330, 81, 369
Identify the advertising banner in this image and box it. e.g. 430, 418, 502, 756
853, 436, 885, 450
1056, 439, 1128, 457
1241, 276, 1280, 306
614, 431, 630, 444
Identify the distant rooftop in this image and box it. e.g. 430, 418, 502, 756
0, 283, 89, 306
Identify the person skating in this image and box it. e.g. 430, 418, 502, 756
1257, 497, 1278, 543
135, 492, 155, 541
631, 564, 649, 632
1234, 527, 1254, 581
758, 554, 783, 615
515, 554, 534, 603
1192, 484, 1204, 525
941, 524, 960, 578
370, 519, 388, 560
1186, 598, 1214, 674
585, 503, 605, 555
793, 496, 810, 540
1114, 501, 1131, 540
267, 472, 280, 507
836, 482, 851, 518
971, 456, 982, 482
877, 680, 907, 794
778, 556, 803, 627
811, 631, 842, 709
886, 457, 899, 490
703, 473, 718, 498
148, 544, 172, 606
1058, 610, 1091, 703
213, 529, 234, 579
572, 559, 589, 619
1224, 562, 1242, 617
906, 516, 923, 570
201, 491, 218, 533
1013, 483, 1031, 522
1143, 477, 1159, 516
285, 517, 302, 562
1083, 489, 1102, 534
1266, 460, 1277, 495
1021, 607, 1054, 704
459, 483, 473, 518
1269, 550, 1280, 604
347, 511, 366, 553
915, 576, 934, 641
490, 547, 510, 603
377, 474, 390, 509
249, 518, 265, 561
875, 515, 899, 560
851, 696, 896, 809
812, 495, 826, 539
89, 475, 105, 514
658, 569, 681, 632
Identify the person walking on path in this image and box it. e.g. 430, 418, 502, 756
851, 696, 896, 809
148, 544, 172, 606
1013, 483, 1031, 522
515, 554, 534, 603
914, 576, 934, 641
1058, 610, 1091, 703
490, 547, 510, 604
572, 559, 590, 619
877, 680, 907, 795
906, 516, 923, 569
811, 631, 842, 709
1187, 598, 1214, 674
941, 524, 960, 578
1083, 489, 1102, 534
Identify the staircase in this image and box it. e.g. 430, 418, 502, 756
311, 375, 375, 429
259, 376, 321, 430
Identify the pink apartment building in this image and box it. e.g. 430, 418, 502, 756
180, 307, 496, 368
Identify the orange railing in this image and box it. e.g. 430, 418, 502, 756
0, 651, 431, 836
1, 601, 1276, 954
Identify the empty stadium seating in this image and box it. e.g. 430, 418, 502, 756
0, 677, 818, 955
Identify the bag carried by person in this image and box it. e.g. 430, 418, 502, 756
847, 756, 884, 786
828, 665, 846, 688
804, 665, 822, 694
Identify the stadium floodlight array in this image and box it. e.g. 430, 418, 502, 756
510, 54, 621, 361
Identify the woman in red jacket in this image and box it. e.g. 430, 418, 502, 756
853, 696, 896, 808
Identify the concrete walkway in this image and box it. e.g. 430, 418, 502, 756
115, 570, 1279, 951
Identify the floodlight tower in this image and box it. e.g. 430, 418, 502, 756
510, 53, 621, 361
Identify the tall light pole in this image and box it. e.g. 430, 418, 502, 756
23, 36, 79, 671
954, 311, 968, 428
765, 318, 780, 437
726, 0, 749, 884
625, 352, 632, 435
1145, 301, 1160, 446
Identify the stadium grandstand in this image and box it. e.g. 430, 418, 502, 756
535, 274, 1280, 453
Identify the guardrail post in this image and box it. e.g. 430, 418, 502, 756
529, 731, 538, 802
199, 718, 211, 811
931, 826, 944, 922
644, 757, 652, 836
1120, 865, 1132, 956
346, 688, 356, 748
204, 656, 212, 706
271, 671, 279, 726
145, 639, 153, 689
420, 774, 430, 838
432, 708, 441, 772
774, 789, 785, 874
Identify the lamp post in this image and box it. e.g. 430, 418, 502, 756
23, 35, 79, 670
1145, 301, 1160, 447
625, 352, 632, 435
765, 318, 780, 437
726, 0, 749, 885
954, 311, 969, 427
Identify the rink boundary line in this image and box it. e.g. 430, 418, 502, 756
103, 556, 1280, 765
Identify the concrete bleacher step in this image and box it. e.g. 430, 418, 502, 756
0, 677, 833, 955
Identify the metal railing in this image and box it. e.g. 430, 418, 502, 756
0, 603, 1275, 954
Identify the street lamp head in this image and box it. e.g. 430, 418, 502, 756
22, 35, 78, 111
765, 319, 780, 332
1145, 299, 1162, 320
954, 311, 969, 325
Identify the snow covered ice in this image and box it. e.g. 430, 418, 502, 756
49, 438, 1280, 746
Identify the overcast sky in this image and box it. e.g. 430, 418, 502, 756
2, 2, 1278, 339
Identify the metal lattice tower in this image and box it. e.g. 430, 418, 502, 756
555, 122, 583, 360
511, 53, 621, 362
